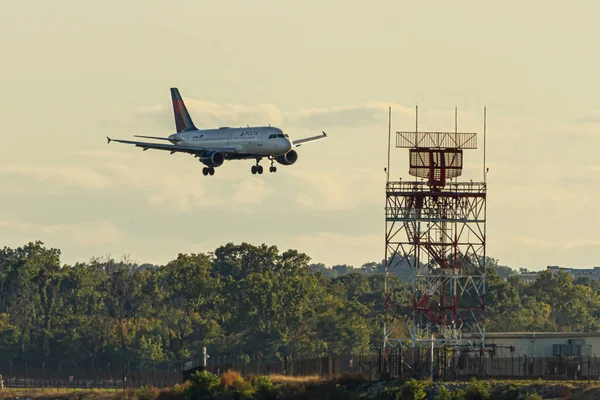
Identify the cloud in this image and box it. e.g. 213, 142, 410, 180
295, 194, 315, 207
0, 219, 123, 246
64, 149, 220, 211
284, 232, 382, 267
67, 149, 137, 161
499, 236, 600, 270
577, 110, 600, 124
0, 156, 212, 212
102, 161, 212, 212
8, 96, 600, 271
130, 96, 420, 131
0, 164, 110, 190
285, 101, 414, 129
136, 104, 165, 114
133, 99, 285, 129
513, 236, 600, 252
231, 178, 275, 204
1, 149, 285, 213
492, 183, 590, 212
288, 167, 383, 210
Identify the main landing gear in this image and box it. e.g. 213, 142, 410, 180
251, 164, 263, 175
251, 158, 277, 175
202, 167, 215, 176
251, 158, 263, 175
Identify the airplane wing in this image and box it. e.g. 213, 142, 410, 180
293, 131, 327, 147
106, 137, 238, 155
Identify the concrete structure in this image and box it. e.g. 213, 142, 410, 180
483, 332, 597, 357
455, 332, 600, 379
547, 266, 600, 281
516, 273, 539, 284
514, 266, 600, 284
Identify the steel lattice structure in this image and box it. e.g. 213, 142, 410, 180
383, 123, 488, 357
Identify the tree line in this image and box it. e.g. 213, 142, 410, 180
0, 240, 598, 370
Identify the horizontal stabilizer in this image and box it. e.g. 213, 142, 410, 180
134, 135, 182, 142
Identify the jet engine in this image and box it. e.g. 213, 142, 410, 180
275, 150, 298, 166
199, 151, 225, 167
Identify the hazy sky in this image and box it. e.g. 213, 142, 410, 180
1, 1, 599, 270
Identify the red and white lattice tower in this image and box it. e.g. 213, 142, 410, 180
383, 107, 488, 356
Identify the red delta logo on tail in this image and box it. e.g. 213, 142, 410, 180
170, 88, 198, 133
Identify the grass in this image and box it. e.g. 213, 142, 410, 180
0, 387, 120, 399
264, 374, 323, 384
2, 376, 598, 400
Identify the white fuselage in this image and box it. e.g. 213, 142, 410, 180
169, 126, 293, 156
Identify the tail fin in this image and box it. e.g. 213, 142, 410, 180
170, 88, 198, 133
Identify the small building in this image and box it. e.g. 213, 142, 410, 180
514, 266, 600, 284
483, 332, 597, 357
516, 272, 539, 284
458, 332, 600, 379
547, 266, 600, 281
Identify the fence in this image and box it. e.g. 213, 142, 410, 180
380, 347, 600, 383
0, 361, 183, 389
193, 350, 600, 383
184, 353, 381, 382
4, 351, 600, 388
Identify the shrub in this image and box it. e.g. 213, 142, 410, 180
421, 377, 434, 389
337, 372, 368, 386
251, 375, 273, 389
435, 386, 452, 400
251, 375, 276, 399
398, 379, 427, 400
186, 369, 222, 399
173, 381, 191, 395
464, 378, 490, 400
221, 369, 243, 388
135, 385, 160, 400
232, 378, 255, 399
114, 388, 136, 400
493, 384, 519, 400
452, 389, 466, 400
327, 384, 354, 400
524, 394, 542, 400
373, 388, 397, 400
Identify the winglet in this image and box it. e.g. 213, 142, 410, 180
322, 131, 327, 137
107, 136, 112, 144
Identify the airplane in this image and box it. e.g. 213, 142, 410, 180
107, 88, 327, 176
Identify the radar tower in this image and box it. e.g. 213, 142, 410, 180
383, 106, 488, 377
